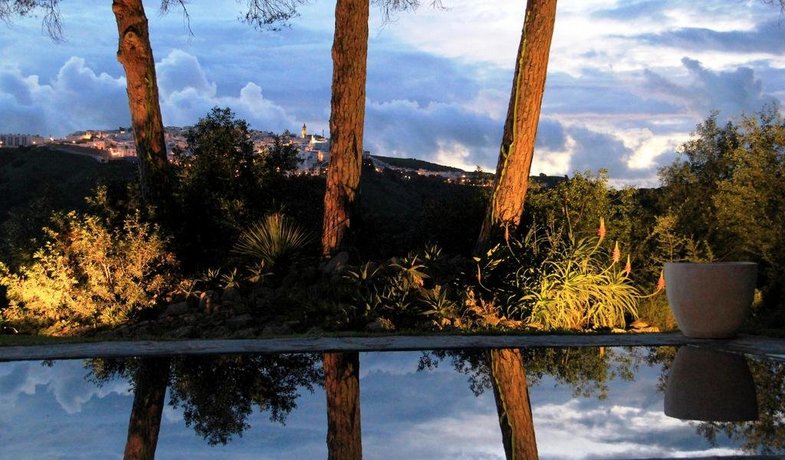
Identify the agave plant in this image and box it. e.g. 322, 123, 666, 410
233, 213, 313, 270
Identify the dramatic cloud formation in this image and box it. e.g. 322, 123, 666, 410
1, 0, 783, 184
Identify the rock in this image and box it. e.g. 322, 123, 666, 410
500, 319, 525, 329
262, 323, 294, 336
226, 314, 254, 329
232, 328, 257, 338
632, 326, 661, 333
305, 326, 325, 335
172, 325, 198, 338
161, 301, 190, 317
200, 291, 218, 314
366, 317, 395, 332
1, 326, 19, 335
321, 251, 349, 274
222, 287, 242, 304
629, 319, 660, 333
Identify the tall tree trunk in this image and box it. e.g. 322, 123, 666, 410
477, 0, 557, 248
112, 0, 171, 216
324, 351, 362, 460
124, 357, 170, 460
489, 349, 538, 460
321, 0, 369, 257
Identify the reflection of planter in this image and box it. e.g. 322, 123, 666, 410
664, 347, 758, 422
664, 262, 757, 338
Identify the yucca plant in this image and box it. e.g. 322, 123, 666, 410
233, 213, 313, 271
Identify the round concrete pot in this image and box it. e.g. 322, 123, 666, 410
664, 347, 758, 422
664, 262, 757, 338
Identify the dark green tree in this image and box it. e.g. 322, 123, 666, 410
258, 135, 302, 177
658, 107, 785, 317
173, 107, 257, 268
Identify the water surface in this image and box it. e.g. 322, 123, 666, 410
1, 346, 782, 459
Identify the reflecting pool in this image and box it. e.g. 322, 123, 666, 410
1, 346, 783, 459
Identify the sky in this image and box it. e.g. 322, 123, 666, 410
1, 0, 784, 186
0, 349, 753, 458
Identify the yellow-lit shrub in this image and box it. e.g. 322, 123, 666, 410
0, 211, 179, 335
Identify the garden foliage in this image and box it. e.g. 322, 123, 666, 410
1, 211, 178, 334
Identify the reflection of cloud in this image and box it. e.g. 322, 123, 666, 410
0, 360, 130, 414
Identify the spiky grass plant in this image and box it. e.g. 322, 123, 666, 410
475, 220, 641, 331
233, 213, 313, 270
526, 236, 640, 330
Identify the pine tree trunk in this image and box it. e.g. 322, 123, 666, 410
321, 0, 369, 257
489, 349, 538, 460
477, 0, 557, 248
324, 351, 362, 460
112, 0, 171, 216
123, 357, 170, 460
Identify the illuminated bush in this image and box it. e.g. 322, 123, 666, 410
0, 211, 179, 335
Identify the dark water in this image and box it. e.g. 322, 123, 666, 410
1, 346, 782, 459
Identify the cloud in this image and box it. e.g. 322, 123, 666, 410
0, 51, 301, 136
636, 19, 785, 54
0, 57, 127, 135
364, 98, 502, 170
543, 70, 680, 116
592, 0, 669, 21
643, 57, 779, 119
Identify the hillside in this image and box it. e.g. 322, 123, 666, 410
371, 155, 465, 173
0, 147, 135, 220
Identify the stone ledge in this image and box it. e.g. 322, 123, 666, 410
2, 333, 784, 362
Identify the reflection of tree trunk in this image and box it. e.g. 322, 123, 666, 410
489, 349, 538, 460
124, 357, 170, 460
324, 352, 362, 460
112, 0, 171, 215
477, 0, 557, 248
321, 0, 369, 256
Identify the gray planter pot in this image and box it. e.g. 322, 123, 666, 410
664, 262, 757, 338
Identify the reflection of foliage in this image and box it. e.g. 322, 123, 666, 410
695, 358, 785, 455
419, 349, 490, 396
1, 211, 178, 334
419, 347, 643, 400
168, 354, 322, 445
524, 347, 640, 399
88, 353, 322, 447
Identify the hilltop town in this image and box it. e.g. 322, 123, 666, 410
0, 125, 507, 186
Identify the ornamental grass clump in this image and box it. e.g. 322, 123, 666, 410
474, 218, 641, 331
525, 235, 640, 330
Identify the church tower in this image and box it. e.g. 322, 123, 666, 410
301, 123, 307, 139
